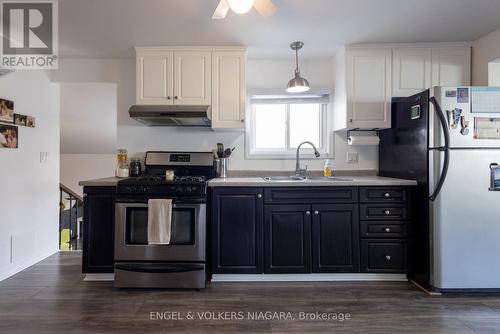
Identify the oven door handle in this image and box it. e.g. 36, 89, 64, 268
115, 263, 204, 274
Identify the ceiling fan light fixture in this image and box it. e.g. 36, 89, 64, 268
228, 0, 255, 14
286, 41, 310, 93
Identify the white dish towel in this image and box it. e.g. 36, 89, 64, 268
147, 199, 172, 245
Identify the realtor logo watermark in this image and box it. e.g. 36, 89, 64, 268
1, 0, 58, 69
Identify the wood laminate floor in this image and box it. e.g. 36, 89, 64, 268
1, 252, 500, 333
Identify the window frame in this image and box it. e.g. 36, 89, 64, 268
246, 99, 332, 160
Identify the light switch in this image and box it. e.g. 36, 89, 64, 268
40, 152, 49, 163
347, 152, 358, 164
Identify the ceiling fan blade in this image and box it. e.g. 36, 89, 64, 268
212, 0, 230, 19
253, 0, 277, 17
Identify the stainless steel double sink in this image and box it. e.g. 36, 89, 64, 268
262, 175, 354, 182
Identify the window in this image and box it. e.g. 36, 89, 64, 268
247, 95, 331, 159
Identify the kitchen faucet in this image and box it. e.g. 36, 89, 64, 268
295, 141, 320, 178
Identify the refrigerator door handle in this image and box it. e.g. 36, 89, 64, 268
429, 97, 450, 202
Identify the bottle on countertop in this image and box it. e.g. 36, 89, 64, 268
323, 159, 332, 177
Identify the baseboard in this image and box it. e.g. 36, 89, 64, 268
211, 273, 408, 282
83, 273, 114, 281
0, 248, 59, 282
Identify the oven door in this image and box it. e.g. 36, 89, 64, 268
114, 202, 206, 262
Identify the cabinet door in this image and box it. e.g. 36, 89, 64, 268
264, 205, 311, 273
82, 187, 115, 273
392, 48, 432, 97
136, 51, 174, 105
346, 48, 392, 129
211, 188, 264, 274
211, 51, 246, 129
311, 204, 359, 272
173, 51, 211, 105
431, 47, 471, 87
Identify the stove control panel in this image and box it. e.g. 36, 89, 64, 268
117, 184, 204, 197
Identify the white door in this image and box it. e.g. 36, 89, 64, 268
173, 51, 211, 105
431, 149, 500, 288
211, 51, 246, 129
431, 48, 471, 87
392, 48, 431, 97
346, 48, 392, 129
136, 51, 174, 105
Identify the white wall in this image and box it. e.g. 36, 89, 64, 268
489, 59, 500, 86
0, 71, 60, 281
53, 57, 378, 173
59, 83, 117, 195
473, 27, 500, 85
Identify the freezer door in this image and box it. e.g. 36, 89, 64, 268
431, 149, 500, 289
432, 86, 500, 148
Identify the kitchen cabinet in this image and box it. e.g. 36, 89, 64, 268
136, 50, 174, 105
174, 51, 211, 105
82, 187, 115, 273
334, 47, 392, 130
211, 51, 246, 129
312, 204, 359, 272
264, 205, 311, 273
135, 47, 247, 130
431, 47, 471, 87
392, 48, 432, 97
211, 188, 264, 274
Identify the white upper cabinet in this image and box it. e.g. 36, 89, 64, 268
344, 48, 392, 130
211, 51, 246, 129
392, 48, 432, 97
173, 51, 211, 105
431, 47, 471, 87
136, 50, 174, 105
136, 47, 247, 129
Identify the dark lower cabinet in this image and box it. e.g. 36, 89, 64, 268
211, 188, 264, 274
264, 205, 311, 273
312, 204, 359, 272
82, 186, 115, 273
360, 239, 407, 273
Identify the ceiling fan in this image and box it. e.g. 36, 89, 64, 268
212, 0, 277, 19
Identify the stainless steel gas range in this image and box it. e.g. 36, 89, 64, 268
114, 151, 214, 289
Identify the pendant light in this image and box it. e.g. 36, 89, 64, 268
286, 41, 310, 93
228, 0, 255, 14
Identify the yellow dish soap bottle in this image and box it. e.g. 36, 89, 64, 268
323, 159, 332, 177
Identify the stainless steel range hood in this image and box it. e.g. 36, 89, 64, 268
129, 105, 211, 127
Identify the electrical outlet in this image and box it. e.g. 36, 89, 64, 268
347, 152, 358, 164
40, 152, 49, 163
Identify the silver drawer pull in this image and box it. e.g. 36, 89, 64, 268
384, 193, 390, 198
384, 227, 391, 233
305, 211, 311, 215
385, 255, 391, 261
384, 210, 391, 215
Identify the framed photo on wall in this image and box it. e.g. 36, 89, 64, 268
26, 116, 36, 128
14, 114, 26, 126
0, 124, 18, 149
0, 98, 14, 123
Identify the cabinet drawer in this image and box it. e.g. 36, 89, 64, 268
361, 240, 407, 273
360, 187, 410, 203
360, 221, 410, 238
264, 187, 357, 204
359, 204, 410, 220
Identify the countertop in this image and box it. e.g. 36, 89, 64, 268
79, 175, 417, 188
79, 177, 122, 187
208, 176, 417, 187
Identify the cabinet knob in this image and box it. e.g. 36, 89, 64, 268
385, 255, 391, 261
240, 119, 245, 123
349, 119, 353, 123
167, 96, 171, 100
384, 227, 391, 233
257, 194, 262, 199
384, 210, 391, 215
314, 210, 319, 215
174, 96, 178, 100
384, 192, 390, 198
305, 211, 311, 215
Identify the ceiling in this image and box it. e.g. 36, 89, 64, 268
59, 0, 500, 59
